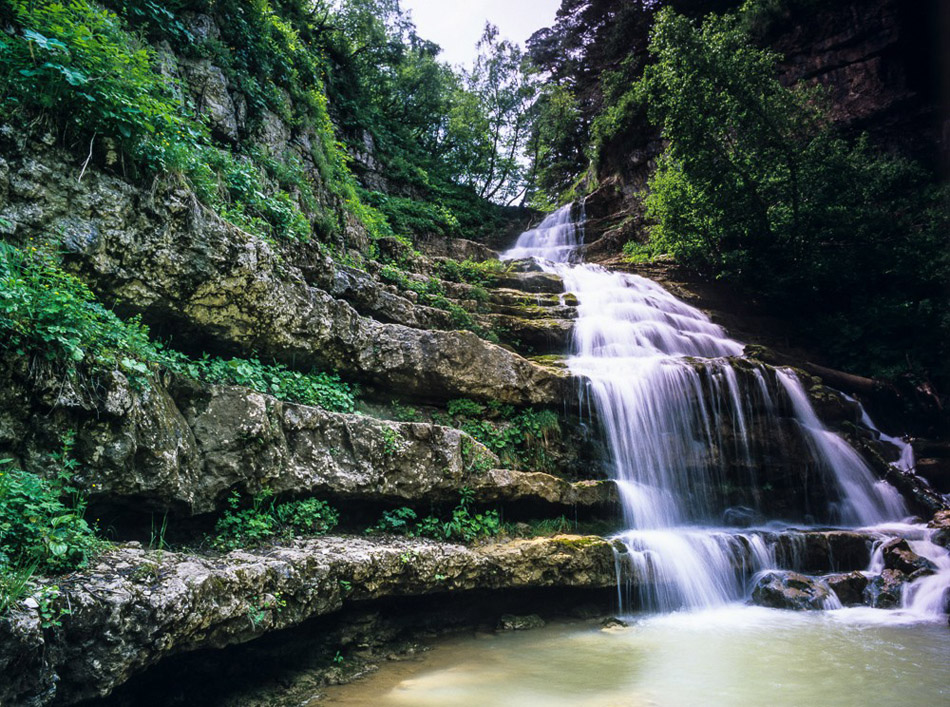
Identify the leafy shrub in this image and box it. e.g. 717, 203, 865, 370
379, 264, 499, 342
163, 353, 357, 413
0, 241, 357, 409
446, 400, 560, 472
636, 7, 950, 383
366, 489, 500, 544
212, 491, 339, 551
436, 258, 509, 286
0, 241, 155, 375
447, 398, 486, 417
0, 460, 98, 575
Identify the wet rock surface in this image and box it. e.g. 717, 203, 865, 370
496, 614, 546, 631
880, 538, 937, 576
0, 535, 617, 706
825, 571, 870, 606
750, 571, 836, 611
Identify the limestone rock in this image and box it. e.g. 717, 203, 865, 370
880, 538, 937, 576
0, 362, 601, 515
497, 614, 545, 631
928, 510, 950, 549
865, 568, 907, 608
750, 570, 837, 610
825, 571, 869, 606
180, 59, 239, 142
0, 535, 617, 706
0, 146, 569, 406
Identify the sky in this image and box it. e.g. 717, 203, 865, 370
400, 0, 563, 69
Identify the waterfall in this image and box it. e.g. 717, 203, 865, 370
502, 205, 945, 614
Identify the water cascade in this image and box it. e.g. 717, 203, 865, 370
504, 204, 949, 616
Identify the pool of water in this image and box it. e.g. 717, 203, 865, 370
322, 606, 950, 706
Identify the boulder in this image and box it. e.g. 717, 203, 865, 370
750, 570, 837, 610
880, 538, 937, 576
928, 510, 950, 549
497, 614, 545, 631
864, 569, 907, 608
825, 571, 869, 606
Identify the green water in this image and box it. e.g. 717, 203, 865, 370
322, 606, 950, 706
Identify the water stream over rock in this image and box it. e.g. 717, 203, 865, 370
503, 205, 949, 617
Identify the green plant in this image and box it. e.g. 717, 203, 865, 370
163, 353, 358, 414
0, 240, 156, 379
388, 401, 420, 422
0, 562, 36, 616
211, 491, 339, 551
380, 426, 400, 456
34, 584, 70, 628
365, 489, 500, 544
635, 6, 950, 383
367, 506, 418, 535
0, 458, 99, 576
447, 401, 560, 472
148, 512, 169, 552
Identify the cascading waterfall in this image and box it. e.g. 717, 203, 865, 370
504, 204, 948, 616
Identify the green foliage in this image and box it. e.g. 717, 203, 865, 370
0, 434, 101, 618
379, 426, 400, 456
621, 240, 660, 265
366, 488, 500, 544
163, 353, 357, 413
388, 401, 420, 422
379, 264, 499, 342
436, 258, 510, 287
0, 239, 358, 409
367, 506, 418, 535
636, 7, 950, 382
361, 190, 459, 238
446, 400, 560, 472
212, 490, 339, 551
447, 398, 486, 418
0, 240, 155, 377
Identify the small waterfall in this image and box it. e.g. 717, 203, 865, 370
502, 205, 946, 615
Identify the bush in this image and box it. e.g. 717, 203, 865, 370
0, 461, 98, 575
163, 353, 358, 413
446, 401, 560, 472
0, 240, 358, 408
212, 491, 339, 551
366, 489, 500, 544
0, 240, 156, 375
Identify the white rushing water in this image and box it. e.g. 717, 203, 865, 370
503, 205, 949, 618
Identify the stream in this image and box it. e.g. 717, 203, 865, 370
321, 610, 950, 706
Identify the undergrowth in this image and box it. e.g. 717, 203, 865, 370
439, 399, 560, 472
0, 239, 357, 411
211, 490, 339, 551
0, 435, 102, 619
366, 488, 500, 544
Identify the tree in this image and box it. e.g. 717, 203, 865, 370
462, 24, 537, 204
637, 7, 950, 382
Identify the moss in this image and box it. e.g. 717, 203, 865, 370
528, 355, 568, 369
549, 535, 606, 549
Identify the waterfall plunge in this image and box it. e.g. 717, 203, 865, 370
503, 205, 922, 613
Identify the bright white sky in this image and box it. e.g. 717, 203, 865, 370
400, 0, 562, 69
